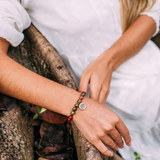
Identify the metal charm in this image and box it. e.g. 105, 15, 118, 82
79, 102, 87, 110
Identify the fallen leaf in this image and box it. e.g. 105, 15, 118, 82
43, 153, 71, 160
42, 124, 66, 145
40, 139, 55, 148
30, 105, 67, 124
35, 140, 43, 150
29, 118, 41, 126
38, 145, 68, 156
0, 93, 16, 111
36, 148, 73, 160
40, 121, 52, 138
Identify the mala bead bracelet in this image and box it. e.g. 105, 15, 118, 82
67, 91, 87, 122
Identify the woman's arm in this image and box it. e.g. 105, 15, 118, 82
0, 37, 131, 157
79, 15, 157, 104
0, 38, 76, 116
103, 15, 156, 71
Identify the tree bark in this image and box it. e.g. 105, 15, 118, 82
1, 24, 159, 160
0, 102, 34, 160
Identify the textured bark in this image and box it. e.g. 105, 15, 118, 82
1, 24, 159, 160
0, 101, 34, 160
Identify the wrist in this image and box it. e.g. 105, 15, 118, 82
55, 88, 81, 117
67, 91, 87, 122
72, 96, 90, 122
97, 50, 115, 72
99, 48, 122, 72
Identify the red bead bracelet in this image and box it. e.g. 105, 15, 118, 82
67, 91, 86, 122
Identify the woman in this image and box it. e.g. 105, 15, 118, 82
0, 0, 160, 159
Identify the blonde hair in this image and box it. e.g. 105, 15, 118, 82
120, 0, 156, 33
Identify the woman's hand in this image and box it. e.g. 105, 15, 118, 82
79, 52, 113, 104
79, 15, 157, 105
73, 97, 131, 157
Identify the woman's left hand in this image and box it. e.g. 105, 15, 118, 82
79, 52, 113, 104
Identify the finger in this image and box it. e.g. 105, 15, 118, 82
90, 79, 101, 101
116, 119, 131, 146
92, 139, 113, 157
78, 72, 90, 93
101, 134, 119, 152
108, 128, 124, 148
99, 88, 109, 104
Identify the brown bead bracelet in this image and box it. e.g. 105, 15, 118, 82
67, 91, 86, 122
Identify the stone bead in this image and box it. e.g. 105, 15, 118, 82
71, 111, 75, 115
67, 116, 73, 122
75, 103, 79, 107
73, 107, 77, 111
79, 96, 84, 100
81, 91, 86, 97
77, 99, 82, 103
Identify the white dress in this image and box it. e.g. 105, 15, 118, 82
0, 0, 160, 159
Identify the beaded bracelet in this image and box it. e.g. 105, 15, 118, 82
67, 91, 86, 122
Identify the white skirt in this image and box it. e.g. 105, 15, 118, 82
62, 40, 160, 160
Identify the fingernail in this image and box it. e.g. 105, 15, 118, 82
110, 153, 113, 157
128, 142, 132, 146
119, 145, 124, 149
116, 147, 119, 151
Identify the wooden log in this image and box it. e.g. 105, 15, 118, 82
0, 101, 34, 160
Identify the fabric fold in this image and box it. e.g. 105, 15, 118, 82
0, 0, 31, 46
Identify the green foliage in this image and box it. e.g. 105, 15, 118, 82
33, 113, 38, 119
39, 107, 47, 114
134, 152, 142, 160
37, 106, 41, 113
33, 106, 47, 120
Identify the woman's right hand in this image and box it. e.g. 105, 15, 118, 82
73, 97, 131, 157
